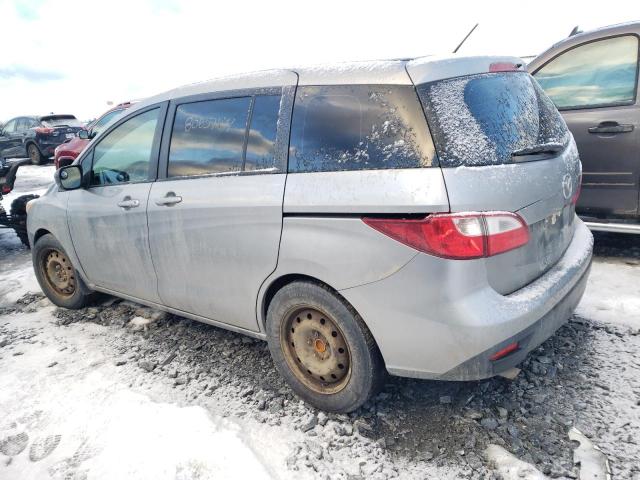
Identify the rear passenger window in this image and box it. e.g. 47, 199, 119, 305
288, 85, 435, 173
168, 97, 252, 177
245, 95, 280, 172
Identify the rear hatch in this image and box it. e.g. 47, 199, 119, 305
40, 115, 84, 140
408, 61, 581, 294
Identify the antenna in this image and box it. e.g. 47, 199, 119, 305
453, 23, 479, 54
569, 25, 582, 36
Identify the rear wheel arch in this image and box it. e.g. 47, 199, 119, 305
261, 274, 324, 330
260, 274, 379, 346
24, 139, 39, 152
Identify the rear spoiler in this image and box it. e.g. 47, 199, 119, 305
0, 158, 30, 195
406, 55, 525, 85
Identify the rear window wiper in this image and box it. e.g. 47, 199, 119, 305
511, 142, 565, 157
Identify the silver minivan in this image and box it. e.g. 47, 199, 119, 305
27, 56, 593, 412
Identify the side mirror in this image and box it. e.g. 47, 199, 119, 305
78, 129, 89, 140
55, 165, 83, 190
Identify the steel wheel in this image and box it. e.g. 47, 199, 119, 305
40, 248, 76, 297
281, 307, 351, 394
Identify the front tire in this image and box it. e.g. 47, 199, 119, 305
32, 234, 92, 309
266, 281, 385, 412
27, 143, 44, 165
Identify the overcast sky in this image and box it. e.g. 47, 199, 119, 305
0, 0, 638, 121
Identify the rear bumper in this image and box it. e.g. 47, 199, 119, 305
339, 218, 594, 380
440, 260, 590, 380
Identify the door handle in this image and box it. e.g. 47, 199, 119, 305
155, 192, 182, 206
117, 196, 140, 209
588, 122, 634, 134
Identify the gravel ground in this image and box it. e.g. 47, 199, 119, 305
0, 165, 638, 479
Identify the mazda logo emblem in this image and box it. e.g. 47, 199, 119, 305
562, 174, 573, 200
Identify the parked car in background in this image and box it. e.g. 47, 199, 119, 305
0, 115, 84, 165
28, 57, 592, 412
529, 22, 640, 234
54, 102, 135, 169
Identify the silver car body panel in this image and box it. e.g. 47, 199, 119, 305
147, 174, 286, 332
340, 219, 592, 378
442, 139, 582, 293
67, 183, 161, 303
26, 187, 90, 284
294, 60, 412, 85
283, 168, 450, 214
265, 216, 418, 291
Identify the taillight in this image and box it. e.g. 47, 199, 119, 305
362, 212, 529, 260
35, 127, 54, 135
571, 174, 582, 205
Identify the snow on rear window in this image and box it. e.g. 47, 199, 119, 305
417, 72, 570, 167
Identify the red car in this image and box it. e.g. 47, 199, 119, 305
54, 102, 134, 168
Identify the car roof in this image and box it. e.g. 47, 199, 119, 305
528, 21, 640, 72
129, 54, 524, 115
555, 21, 640, 47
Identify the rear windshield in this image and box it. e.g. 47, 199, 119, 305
41, 115, 82, 127
417, 72, 570, 167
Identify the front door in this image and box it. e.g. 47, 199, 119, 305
533, 34, 640, 218
67, 106, 166, 302
147, 90, 292, 331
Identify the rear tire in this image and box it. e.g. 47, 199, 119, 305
33, 233, 93, 309
266, 281, 386, 413
27, 143, 44, 165
10, 194, 39, 247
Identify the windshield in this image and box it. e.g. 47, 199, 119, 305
91, 109, 125, 135
417, 72, 570, 167
41, 115, 82, 128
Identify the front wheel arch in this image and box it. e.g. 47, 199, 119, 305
33, 227, 52, 245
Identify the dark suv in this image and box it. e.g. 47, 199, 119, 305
0, 115, 84, 165
528, 22, 640, 234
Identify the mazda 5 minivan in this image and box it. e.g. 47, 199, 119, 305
27, 56, 593, 412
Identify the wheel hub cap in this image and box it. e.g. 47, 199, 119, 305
283, 308, 351, 394
43, 250, 75, 296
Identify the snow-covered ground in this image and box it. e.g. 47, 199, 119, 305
0, 164, 639, 480
577, 259, 640, 328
